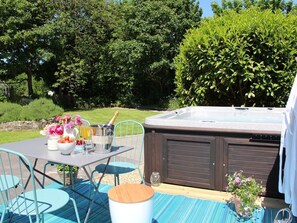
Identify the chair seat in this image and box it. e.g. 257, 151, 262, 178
0, 175, 19, 191
9, 189, 70, 216
95, 162, 136, 175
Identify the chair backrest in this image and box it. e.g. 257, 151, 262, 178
0, 148, 41, 219
81, 118, 91, 126
112, 120, 145, 167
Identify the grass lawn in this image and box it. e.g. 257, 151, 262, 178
0, 107, 162, 145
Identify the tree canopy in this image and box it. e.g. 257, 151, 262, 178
175, 8, 297, 107
211, 0, 296, 16
0, 0, 202, 108
1, 0, 297, 109
0, 0, 55, 97
107, 0, 202, 105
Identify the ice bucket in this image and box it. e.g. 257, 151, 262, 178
90, 124, 113, 154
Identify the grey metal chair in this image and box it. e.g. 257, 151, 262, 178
0, 147, 81, 223
91, 120, 145, 185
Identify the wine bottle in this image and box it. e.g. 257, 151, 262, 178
105, 111, 119, 129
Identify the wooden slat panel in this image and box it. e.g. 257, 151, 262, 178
224, 137, 281, 197
162, 134, 216, 189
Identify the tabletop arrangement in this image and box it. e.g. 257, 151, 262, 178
40, 111, 119, 156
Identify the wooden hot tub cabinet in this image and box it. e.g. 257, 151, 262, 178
144, 124, 282, 198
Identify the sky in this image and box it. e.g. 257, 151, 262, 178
200, 0, 219, 17
199, 0, 297, 18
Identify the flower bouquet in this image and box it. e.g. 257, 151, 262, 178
41, 114, 83, 151
226, 170, 265, 217
41, 114, 83, 137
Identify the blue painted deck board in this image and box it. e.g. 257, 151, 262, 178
0, 182, 293, 223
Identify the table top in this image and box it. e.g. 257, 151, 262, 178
0, 137, 133, 168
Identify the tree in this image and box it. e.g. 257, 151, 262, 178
0, 0, 55, 98
211, 0, 295, 16
45, 0, 120, 107
107, 0, 202, 106
175, 8, 297, 107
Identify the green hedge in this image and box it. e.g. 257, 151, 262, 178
0, 102, 22, 123
0, 98, 64, 123
175, 7, 297, 107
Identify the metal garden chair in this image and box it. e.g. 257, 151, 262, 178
91, 120, 145, 185
0, 174, 20, 222
0, 147, 81, 223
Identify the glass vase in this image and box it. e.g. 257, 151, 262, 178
150, 172, 160, 187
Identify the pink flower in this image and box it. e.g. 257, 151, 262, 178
61, 114, 71, 124
64, 122, 74, 130
43, 114, 83, 136
234, 177, 241, 183
48, 124, 64, 136
54, 116, 60, 122
75, 115, 82, 126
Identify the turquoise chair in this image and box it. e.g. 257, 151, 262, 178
0, 174, 20, 222
91, 120, 145, 185
0, 148, 81, 223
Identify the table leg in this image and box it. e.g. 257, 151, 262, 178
84, 157, 111, 223
33, 164, 64, 187
22, 158, 66, 189
22, 158, 57, 189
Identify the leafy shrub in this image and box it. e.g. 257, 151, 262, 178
0, 102, 22, 123
167, 97, 181, 110
175, 8, 297, 107
0, 90, 7, 103
19, 98, 64, 121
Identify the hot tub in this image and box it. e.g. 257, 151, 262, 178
144, 106, 284, 133
143, 106, 284, 198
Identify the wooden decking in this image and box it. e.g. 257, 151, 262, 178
153, 183, 288, 209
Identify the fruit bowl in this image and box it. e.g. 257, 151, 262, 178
57, 142, 76, 155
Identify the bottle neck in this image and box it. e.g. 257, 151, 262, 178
108, 111, 119, 126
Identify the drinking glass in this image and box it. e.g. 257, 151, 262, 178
150, 172, 160, 187
79, 126, 92, 154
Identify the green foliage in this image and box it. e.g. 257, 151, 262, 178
53, 58, 89, 108
167, 97, 182, 110
211, 0, 295, 16
56, 164, 79, 172
0, 0, 56, 97
32, 77, 48, 99
226, 171, 265, 217
49, 0, 120, 108
0, 0, 202, 108
6, 73, 28, 103
5, 73, 49, 103
0, 102, 22, 123
19, 98, 64, 121
0, 90, 7, 102
107, 0, 202, 106
175, 8, 297, 107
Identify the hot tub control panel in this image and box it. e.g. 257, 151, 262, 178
250, 134, 280, 143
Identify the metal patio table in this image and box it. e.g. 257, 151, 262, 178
0, 137, 133, 222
